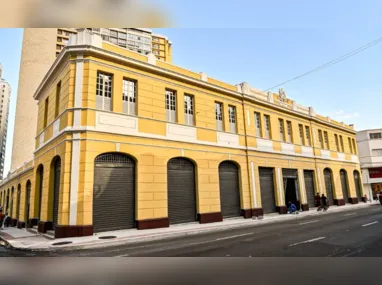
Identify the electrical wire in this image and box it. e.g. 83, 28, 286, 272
263, 37, 382, 92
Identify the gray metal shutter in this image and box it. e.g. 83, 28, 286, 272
25, 182, 31, 223
10, 188, 14, 217
93, 153, 136, 233
168, 158, 197, 224
304, 170, 316, 208
52, 158, 61, 229
218, 161, 241, 218
354, 171, 362, 200
5, 190, 9, 213
38, 167, 44, 219
340, 170, 349, 203
259, 167, 276, 214
16, 186, 21, 220
324, 169, 334, 205
282, 169, 298, 178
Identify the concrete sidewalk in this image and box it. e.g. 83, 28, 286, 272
0, 201, 378, 252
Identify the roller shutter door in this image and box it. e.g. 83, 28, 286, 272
53, 158, 61, 229
340, 170, 349, 203
168, 158, 197, 224
93, 153, 136, 233
25, 182, 31, 223
324, 169, 334, 205
259, 167, 276, 214
219, 161, 241, 218
282, 169, 298, 178
304, 170, 316, 208
16, 186, 21, 220
38, 167, 44, 219
354, 171, 362, 201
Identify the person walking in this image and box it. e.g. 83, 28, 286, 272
318, 194, 329, 211
314, 193, 321, 207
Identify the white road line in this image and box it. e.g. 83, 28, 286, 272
362, 221, 379, 227
216, 232, 255, 241
299, 220, 319, 225
289, 237, 326, 247
344, 213, 356, 217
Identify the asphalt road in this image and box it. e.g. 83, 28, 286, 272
2, 204, 382, 257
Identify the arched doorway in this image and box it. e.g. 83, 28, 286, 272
10, 187, 14, 218
167, 158, 197, 224
324, 168, 334, 205
340, 170, 349, 204
51, 157, 61, 229
354, 170, 362, 201
218, 161, 241, 218
16, 184, 21, 222
93, 153, 136, 233
25, 181, 31, 225
36, 165, 44, 220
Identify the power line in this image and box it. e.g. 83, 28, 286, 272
263, 36, 382, 92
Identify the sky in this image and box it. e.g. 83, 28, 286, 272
0, 1, 382, 176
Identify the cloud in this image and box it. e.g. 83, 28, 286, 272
333, 110, 360, 120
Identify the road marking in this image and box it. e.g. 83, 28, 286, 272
362, 221, 379, 227
344, 213, 356, 217
216, 232, 255, 241
289, 237, 326, 247
299, 220, 319, 225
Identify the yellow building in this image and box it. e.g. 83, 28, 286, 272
0, 29, 363, 238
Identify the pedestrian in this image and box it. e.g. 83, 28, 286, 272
314, 193, 321, 207
317, 194, 328, 211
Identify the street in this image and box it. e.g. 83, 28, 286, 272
1, 204, 382, 257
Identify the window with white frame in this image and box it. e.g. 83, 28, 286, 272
122, 79, 136, 115
254, 112, 261, 137
305, 126, 311, 146
370, 132, 382, 140
352, 138, 357, 154
184, 94, 194, 126
165, 89, 177, 122
299, 124, 304, 145
215, 102, 223, 131
339, 135, 344, 152
334, 134, 340, 151
279, 119, 285, 142
348, 137, 353, 154
372, 149, 382, 156
318, 130, 324, 148
228, 105, 236, 133
264, 115, 271, 139
324, 131, 329, 149
96, 72, 112, 111
286, 121, 292, 143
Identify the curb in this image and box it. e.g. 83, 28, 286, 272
2, 202, 379, 252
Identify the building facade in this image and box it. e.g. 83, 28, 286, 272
0, 64, 11, 179
11, 28, 172, 173
0, 30, 362, 239
356, 129, 382, 200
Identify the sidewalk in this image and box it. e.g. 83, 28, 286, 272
0, 201, 378, 252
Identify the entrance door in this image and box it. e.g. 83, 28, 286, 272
218, 161, 241, 218
340, 170, 349, 204
37, 166, 44, 220
282, 169, 299, 208
354, 171, 362, 201
52, 158, 61, 229
168, 158, 197, 224
324, 169, 334, 205
304, 170, 316, 208
259, 168, 276, 214
16, 185, 21, 221
93, 153, 136, 233
25, 182, 31, 224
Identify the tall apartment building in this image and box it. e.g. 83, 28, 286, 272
0, 64, 11, 180
10, 28, 172, 172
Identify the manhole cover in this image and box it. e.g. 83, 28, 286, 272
52, 241, 73, 246
98, 236, 117, 240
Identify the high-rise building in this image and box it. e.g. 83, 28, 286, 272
0, 64, 11, 179
10, 28, 172, 172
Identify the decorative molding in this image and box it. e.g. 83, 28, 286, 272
39, 132, 45, 147
147, 53, 157, 65
96, 112, 138, 135
200, 72, 208, 82
320, 150, 331, 160
281, 143, 295, 155
216, 132, 239, 147
166, 123, 196, 142
53, 119, 60, 137
301, 146, 314, 157
256, 138, 274, 153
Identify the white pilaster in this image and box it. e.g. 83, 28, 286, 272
250, 162, 257, 208
276, 168, 284, 205
69, 133, 80, 225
